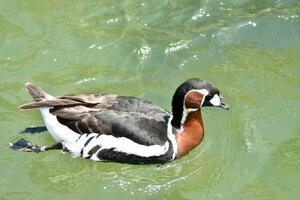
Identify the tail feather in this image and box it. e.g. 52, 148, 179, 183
19, 99, 85, 110
25, 82, 48, 101
20, 82, 56, 110
19, 82, 94, 110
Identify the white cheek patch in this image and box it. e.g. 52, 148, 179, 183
210, 94, 221, 106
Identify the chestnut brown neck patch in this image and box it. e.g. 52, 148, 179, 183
175, 110, 204, 158
184, 91, 204, 109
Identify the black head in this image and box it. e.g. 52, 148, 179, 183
171, 78, 229, 129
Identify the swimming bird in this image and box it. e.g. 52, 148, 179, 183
16, 78, 229, 164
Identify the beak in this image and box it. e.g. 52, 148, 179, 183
219, 96, 230, 110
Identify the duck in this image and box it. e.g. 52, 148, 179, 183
15, 78, 229, 164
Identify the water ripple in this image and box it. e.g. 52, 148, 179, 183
165, 40, 190, 55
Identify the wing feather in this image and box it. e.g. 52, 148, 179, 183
47, 95, 170, 146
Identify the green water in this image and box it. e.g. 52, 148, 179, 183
1, 0, 300, 199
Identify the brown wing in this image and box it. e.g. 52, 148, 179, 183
51, 95, 170, 146
20, 93, 118, 110
20, 84, 171, 146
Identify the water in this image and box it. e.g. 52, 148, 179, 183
0, 0, 300, 199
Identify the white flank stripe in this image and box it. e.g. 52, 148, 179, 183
98, 135, 169, 157
40, 108, 80, 144
38, 90, 80, 144
67, 116, 179, 161
67, 133, 170, 159
67, 134, 96, 157
81, 134, 100, 158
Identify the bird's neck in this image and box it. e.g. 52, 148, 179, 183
174, 110, 204, 158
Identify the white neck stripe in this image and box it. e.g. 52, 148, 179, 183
167, 116, 178, 159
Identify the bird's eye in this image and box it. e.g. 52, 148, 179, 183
206, 94, 213, 99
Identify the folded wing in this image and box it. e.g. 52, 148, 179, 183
21, 93, 171, 146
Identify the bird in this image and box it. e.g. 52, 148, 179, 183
14, 78, 229, 164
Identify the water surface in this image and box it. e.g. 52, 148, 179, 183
0, 0, 300, 199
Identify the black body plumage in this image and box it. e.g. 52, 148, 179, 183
54, 95, 170, 146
